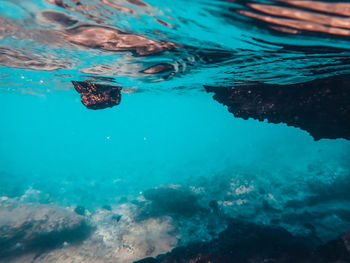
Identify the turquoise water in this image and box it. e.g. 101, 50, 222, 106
1, 0, 350, 262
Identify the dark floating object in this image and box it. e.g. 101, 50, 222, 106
136, 220, 350, 263
205, 75, 350, 140
72, 80, 122, 110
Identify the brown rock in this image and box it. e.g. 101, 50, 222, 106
72, 80, 122, 110
205, 74, 350, 141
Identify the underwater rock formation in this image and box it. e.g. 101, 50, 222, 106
205, 74, 350, 140
139, 187, 208, 219
9, 204, 178, 263
135, 220, 350, 263
0, 203, 91, 260
72, 80, 122, 110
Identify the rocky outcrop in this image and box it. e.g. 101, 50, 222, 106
0, 203, 91, 260
135, 220, 350, 263
138, 187, 208, 219
72, 80, 122, 110
205, 74, 350, 140
0, 200, 178, 263
313, 229, 350, 263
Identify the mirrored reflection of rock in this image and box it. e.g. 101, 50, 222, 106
0, 47, 72, 71
65, 25, 178, 56
72, 80, 122, 110
45, 0, 169, 27
142, 63, 175, 75
40, 10, 78, 27
233, 0, 350, 37
205, 74, 350, 140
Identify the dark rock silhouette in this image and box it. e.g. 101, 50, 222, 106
135, 220, 350, 263
205, 74, 350, 140
72, 80, 122, 110
137, 187, 208, 219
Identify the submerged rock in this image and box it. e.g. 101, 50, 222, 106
136, 220, 350, 263
314, 229, 350, 263
140, 187, 208, 218
0, 203, 91, 260
72, 80, 122, 110
205, 74, 350, 140
22, 204, 178, 263
74, 205, 86, 216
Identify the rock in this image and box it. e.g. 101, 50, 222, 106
313, 229, 350, 262
1, 203, 178, 263
0, 202, 91, 260
134, 257, 159, 263
72, 80, 122, 110
151, 220, 312, 263
205, 74, 350, 140
74, 205, 86, 216
102, 205, 112, 211
137, 220, 350, 263
139, 187, 208, 219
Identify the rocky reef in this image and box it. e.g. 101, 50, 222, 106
205, 74, 350, 140
72, 80, 122, 110
0, 202, 91, 261
0, 199, 177, 263
136, 220, 350, 263
2, 179, 350, 263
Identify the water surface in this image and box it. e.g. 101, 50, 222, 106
1, 0, 350, 262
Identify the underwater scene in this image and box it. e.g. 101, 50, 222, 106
1, 0, 350, 262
